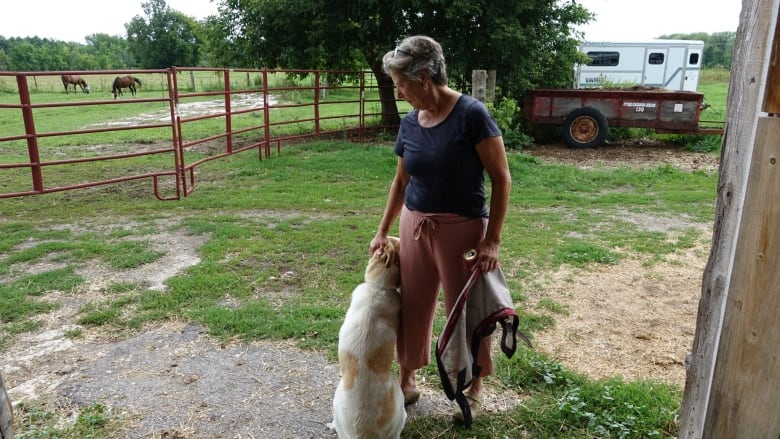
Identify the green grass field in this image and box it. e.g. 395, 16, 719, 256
1, 140, 720, 438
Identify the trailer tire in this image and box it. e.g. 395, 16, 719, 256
562, 107, 608, 148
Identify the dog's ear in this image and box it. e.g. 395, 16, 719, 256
382, 251, 393, 268
381, 243, 393, 268
383, 237, 400, 268
387, 236, 400, 253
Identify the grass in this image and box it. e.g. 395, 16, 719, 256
0, 136, 719, 437
378, 296, 684, 438
13, 401, 119, 438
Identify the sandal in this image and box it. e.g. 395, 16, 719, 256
452, 392, 482, 422
403, 389, 421, 406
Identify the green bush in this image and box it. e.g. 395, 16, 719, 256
489, 97, 535, 150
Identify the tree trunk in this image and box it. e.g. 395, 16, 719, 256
369, 60, 400, 127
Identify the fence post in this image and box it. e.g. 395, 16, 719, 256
471, 70, 487, 102
487, 70, 496, 104
17, 74, 43, 192
314, 71, 321, 134
0, 370, 13, 439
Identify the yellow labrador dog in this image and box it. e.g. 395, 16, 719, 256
332, 236, 406, 439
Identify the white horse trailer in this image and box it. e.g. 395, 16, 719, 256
574, 40, 705, 91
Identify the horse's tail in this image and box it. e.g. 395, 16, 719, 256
133, 77, 142, 85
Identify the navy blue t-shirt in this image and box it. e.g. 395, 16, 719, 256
394, 94, 502, 218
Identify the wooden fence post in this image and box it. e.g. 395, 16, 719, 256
471, 70, 487, 102
679, 0, 780, 437
0, 371, 13, 439
487, 70, 496, 104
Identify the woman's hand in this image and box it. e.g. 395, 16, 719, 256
475, 239, 500, 272
369, 234, 389, 256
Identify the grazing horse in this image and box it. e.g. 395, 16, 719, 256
61, 75, 90, 94
112, 75, 142, 99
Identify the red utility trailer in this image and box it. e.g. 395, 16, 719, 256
523, 88, 724, 148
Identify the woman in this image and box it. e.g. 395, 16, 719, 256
369, 35, 511, 421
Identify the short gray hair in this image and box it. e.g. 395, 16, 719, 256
382, 35, 448, 85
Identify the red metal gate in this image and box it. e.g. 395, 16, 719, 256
0, 68, 392, 200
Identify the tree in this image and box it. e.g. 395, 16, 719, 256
658, 31, 736, 69
5, 38, 39, 71
126, 0, 203, 69
703, 32, 735, 69
85, 34, 135, 69
0, 36, 135, 72
207, 0, 592, 125
0, 48, 9, 71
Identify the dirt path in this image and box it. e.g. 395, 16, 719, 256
1, 141, 718, 438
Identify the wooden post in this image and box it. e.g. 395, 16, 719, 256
189, 71, 196, 90
0, 371, 13, 439
765, 8, 780, 115
487, 70, 496, 104
320, 76, 328, 99
679, 0, 780, 437
704, 115, 780, 437
471, 70, 487, 102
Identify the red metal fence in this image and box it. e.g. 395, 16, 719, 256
0, 67, 396, 200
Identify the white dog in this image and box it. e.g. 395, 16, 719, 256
332, 236, 406, 439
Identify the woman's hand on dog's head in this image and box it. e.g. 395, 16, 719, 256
369, 234, 388, 257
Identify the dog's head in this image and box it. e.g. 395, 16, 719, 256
364, 236, 401, 289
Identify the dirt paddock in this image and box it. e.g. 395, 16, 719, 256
0, 140, 719, 438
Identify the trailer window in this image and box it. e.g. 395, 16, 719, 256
648, 52, 665, 65
689, 53, 700, 65
586, 51, 620, 67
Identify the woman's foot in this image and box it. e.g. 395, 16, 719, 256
403, 389, 421, 406
400, 366, 420, 406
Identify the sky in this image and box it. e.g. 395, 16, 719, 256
575, 0, 741, 41
0, 0, 742, 44
0, 0, 220, 43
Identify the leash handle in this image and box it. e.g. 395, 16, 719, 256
463, 248, 482, 286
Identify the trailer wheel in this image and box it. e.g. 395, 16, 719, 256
562, 107, 608, 148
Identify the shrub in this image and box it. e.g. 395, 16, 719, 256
489, 97, 535, 150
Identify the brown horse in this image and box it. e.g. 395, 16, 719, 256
112, 75, 142, 99
61, 75, 90, 94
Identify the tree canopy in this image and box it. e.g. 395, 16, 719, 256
125, 0, 203, 69
208, 0, 592, 123
0, 34, 131, 71
658, 32, 735, 69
